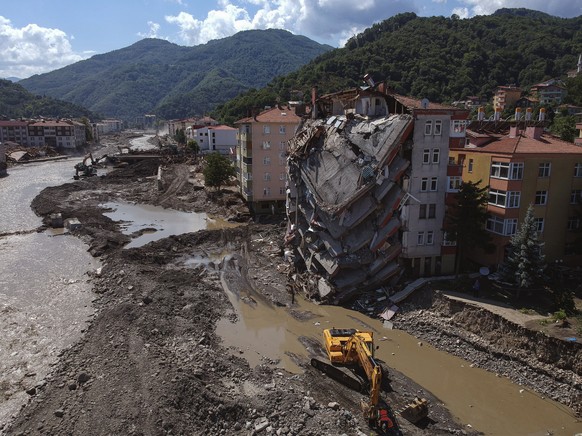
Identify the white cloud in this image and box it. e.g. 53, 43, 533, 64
138, 21, 162, 39
452, 7, 469, 19
458, 0, 582, 17
0, 16, 84, 78
166, 0, 416, 47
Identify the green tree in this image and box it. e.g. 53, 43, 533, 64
187, 139, 200, 160
445, 180, 491, 273
203, 153, 235, 191
500, 204, 546, 297
550, 112, 576, 142
174, 128, 186, 146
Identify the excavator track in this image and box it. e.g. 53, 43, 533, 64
310, 357, 364, 392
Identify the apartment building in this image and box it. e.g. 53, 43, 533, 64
529, 80, 567, 106
394, 96, 470, 276
189, 125, 237, 155
168, 116, 217, 137
0, 119, 86, 149
493, 85, 521, 111
449, 121, 582, 269
235, 105, 301, 214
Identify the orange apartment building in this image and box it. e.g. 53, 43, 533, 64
235, 105, 301, 214
493, 85, 522, 111
448, 121, 582, 270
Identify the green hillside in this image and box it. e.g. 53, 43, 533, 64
0, 79, 94, 120
19, 30, 333, 121
213, 9, 582, 124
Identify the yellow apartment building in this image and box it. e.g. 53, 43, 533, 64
235, 105, 302, 214
449, 122, 582, 269
493, 86, 522, 111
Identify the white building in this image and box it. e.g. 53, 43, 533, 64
192, 125, 237, 155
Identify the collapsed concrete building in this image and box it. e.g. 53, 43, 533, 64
285, 84, 469, 303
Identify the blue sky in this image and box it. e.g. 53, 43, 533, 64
1, 0, 581, 79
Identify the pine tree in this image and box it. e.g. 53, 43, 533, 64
501, 204, 546, 295
445, 180, 491, 273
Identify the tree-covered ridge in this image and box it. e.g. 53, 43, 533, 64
19, 30, 333, 121
212, 9, 582, 123
0, 79, 94, 120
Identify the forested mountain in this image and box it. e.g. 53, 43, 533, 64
0, 79, 94, 120
19, 30, 332, 121
213, 9, 582, 124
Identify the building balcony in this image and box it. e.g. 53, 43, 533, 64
241, 144, 253, 159
447, 164, 463, 177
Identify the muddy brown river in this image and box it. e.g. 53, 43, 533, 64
218, 280, 582, 435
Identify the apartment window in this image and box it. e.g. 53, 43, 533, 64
417, 231, 425, 245
428, 204, 436, 218
279, 172, 286, 181
279, 187, 285, 195
568, 217, 581, 231
263, 125, 271, 134
430, 177, 438, 192
434, 121, 442, 136
432, 148, 440, 164
511, 162, 524, 180
468, 159, 474, 173
507, 191, 521, 208
263, 187, 271, 197
424, 121, 432, 135
262, 141, 271, 150
571, 190, 582, 204
452, 120, 467, 133
489, 189, 507, 207
422, 149, 430, 164
426, 231, 434, 245
535, 190, 547, 205
420, 178, 429, 192
447, 176, 462, 192
575, 163, 582, 177
263, 172, 271, 181
486, 216, 517, 236
419, 204, 427, 219
279, 141, 286, 151
263, 156, 271, 165
279, 125, 286, 134
533, 218, 544, 233
491, 161, 510, 179
538, 162, 551, 177
506, 219, 518, 236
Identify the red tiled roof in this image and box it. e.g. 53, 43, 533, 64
209, 125, 236, 131
391, 94, 457, 110
236, 106, 301, 124
0, 120, 28, 126
469, 133, 582, 155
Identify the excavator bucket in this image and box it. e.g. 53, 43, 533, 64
399, 397, 428, 424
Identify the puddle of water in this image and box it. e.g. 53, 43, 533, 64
217, 292, 582, 435
101, 201, 239, 248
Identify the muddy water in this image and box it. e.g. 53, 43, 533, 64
0, 160, 98, 429
102, 201, 239, 248
218, 286, 582, 435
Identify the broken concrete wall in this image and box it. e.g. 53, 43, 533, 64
286, 114, 413, 303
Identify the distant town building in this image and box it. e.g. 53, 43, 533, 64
189, 124, 237, 155
235, 105, 301, 214
0, 119, 87, 149
168, 116, 217, 137
529, 79, 567, 106
493, 85, 522, 111
96, 119, 123, 135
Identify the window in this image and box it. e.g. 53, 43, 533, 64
263, 172, 271, 181
468, 159, 474, 173
426, 231, 434, 245
279, 187, 285, 195
420, 178, 429, 192
452, 120, 467, 133
571, 190, 582, 204
507, 191, 521, 208
434, 121, 442, 135
262, 141, 271, 150
422, 149, 430, 164
533, 218, 544, 233
489, 189, 507, 207
263, 125, 271, 134
432, 149, 440, 164
419, 204, 427, 219
428, 204, 436, 218
575, 163, 582, 177
263, 187, 271, 197
263, 156, 271, 165
279, 125, 286, 134
424, 121, 432, 136
505, 219, 518, 236
447, 176, 462, 192
487, 216, 517, 235
568, 217, 581, 231
538, 162, 551, 177
417, 232, 425, 245
442, 231, 456, 246
491, 161, 509, 179
279, 172, 286, 181
279, 141, 286, 150
511, 162, 524, 180
430, 177, 438, 191
535, 191, 547, 205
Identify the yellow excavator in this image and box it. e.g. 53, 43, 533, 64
311, 328, 396, 433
